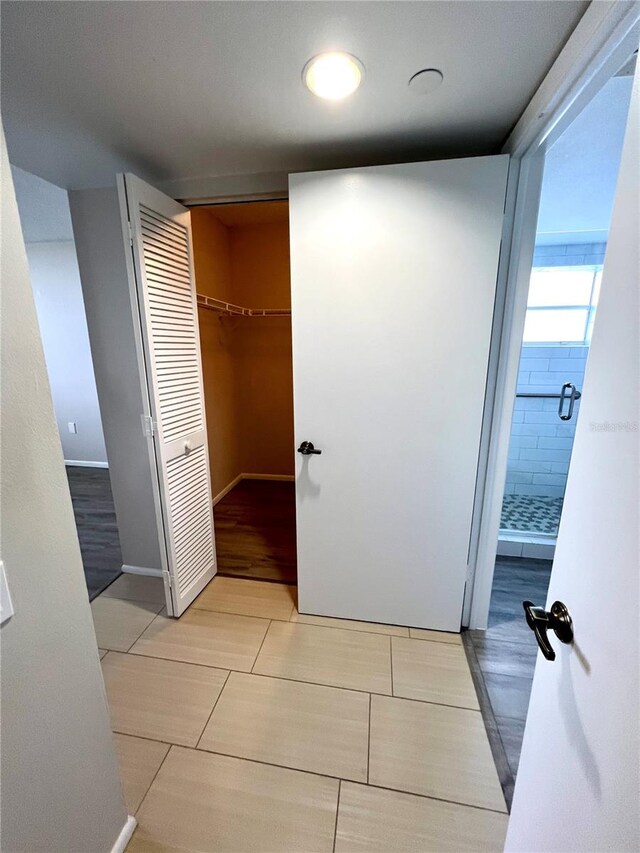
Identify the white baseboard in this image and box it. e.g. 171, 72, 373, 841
121, 564, 163, 578
212, 473, 243, 506
242, 473, 295, 482
65, 459, 109, 469
111, 815, 137, 853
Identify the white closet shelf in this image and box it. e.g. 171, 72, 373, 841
196, 293, 291, 317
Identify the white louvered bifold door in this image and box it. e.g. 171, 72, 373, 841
121, 173, 216, 616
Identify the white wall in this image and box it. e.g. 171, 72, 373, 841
12, 165, 108, 467
0, 127, 129, 852
11, 164, 75, 242
27, 240, 108, 465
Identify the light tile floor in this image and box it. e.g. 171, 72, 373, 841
92, 575, 508, 852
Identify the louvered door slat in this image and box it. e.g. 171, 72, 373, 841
141, 220, 189, 248
141, 204, 187, 237
123, 173, 216, 617
147, 285, 193, 303
144, 253, 191, 278
165, 446, 214, 590
146, 280, 193, 294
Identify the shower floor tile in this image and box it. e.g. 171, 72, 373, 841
500, 494, 563, 535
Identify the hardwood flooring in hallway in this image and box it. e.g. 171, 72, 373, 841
66, 465, 123, 600
463, 556, 552, 808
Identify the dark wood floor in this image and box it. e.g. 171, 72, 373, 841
66, 466, 123, 601
463, 556, 552, 809
213, 479, 297, 584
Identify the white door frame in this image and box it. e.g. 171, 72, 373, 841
465, 0, 640, 628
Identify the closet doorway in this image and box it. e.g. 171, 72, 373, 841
191, 201, 296, 586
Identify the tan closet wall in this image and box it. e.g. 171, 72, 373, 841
231, 221, 294, 478
191, 209, 242, 498
191, 205, 295, 498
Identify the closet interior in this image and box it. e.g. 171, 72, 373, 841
191, 200, 296, 585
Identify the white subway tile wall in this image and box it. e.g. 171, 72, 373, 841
503, 241, 606, 502
506, 351, 587, 498
532, 242, 607, 267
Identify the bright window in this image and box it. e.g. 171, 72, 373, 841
523, 265, 601, 345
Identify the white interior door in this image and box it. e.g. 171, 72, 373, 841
506, 64, 639, 852
289, 156, 509, 631
121, 174, 216, 616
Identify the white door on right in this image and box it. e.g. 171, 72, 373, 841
289, 156, 509, 631
506, 64, 639, 851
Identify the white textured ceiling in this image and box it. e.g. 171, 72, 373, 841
1, 1, 588, 190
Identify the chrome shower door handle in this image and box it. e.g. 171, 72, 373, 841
558, 382, 581, 421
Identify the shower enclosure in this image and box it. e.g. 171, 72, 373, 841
498, 258, 603, 559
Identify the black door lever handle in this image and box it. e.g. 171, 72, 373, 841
523, 600, 573, 661
298, 441, 322, 456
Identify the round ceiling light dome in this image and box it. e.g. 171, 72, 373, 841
303, 52, 364, 100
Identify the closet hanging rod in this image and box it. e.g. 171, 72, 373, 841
196, 293, 291, 317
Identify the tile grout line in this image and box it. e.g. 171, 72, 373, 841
123, 606, 166, 653
366, 693, 372, 785
194, 669, 232, 750
111, 730, 175, 748
141, 741, 509, 816
332, 779, 342, 853
101, 590, 462, 645
250, 619, 272, 673
191, 604, 287, 625
122, 737, 372, 789
117, 648, 482, 711
276, 614, 461, 645
389, 635, 394, 696
131, 742, 174, 820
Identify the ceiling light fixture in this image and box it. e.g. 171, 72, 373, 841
303, 52, 364, 100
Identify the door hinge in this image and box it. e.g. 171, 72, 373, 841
127, 221, 134, 247
163, 570, 172, 589
141, 413, 156, 437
